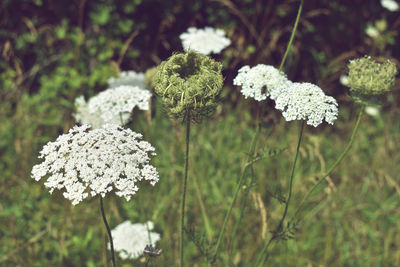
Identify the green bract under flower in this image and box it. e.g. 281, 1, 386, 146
154, 50, 223, 122
348, 56, 397, 98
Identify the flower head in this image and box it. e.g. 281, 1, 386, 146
109, 221, 160, 260
107, 71, 147, 89
381, 0, 399, 11
74, 85, 152, 127
233, 64, 291, 101
154, 50, 223, 121
31, 124, 159, 205
180, 27, 231, 55
272, 82, 338, 127
347, 56, 397, 98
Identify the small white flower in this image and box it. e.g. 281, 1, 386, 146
180, 27, 231, 55
339, 74, 350, 86
109, 221, 160, 260
365, 106, 380, 117
107, 71, 147, 89
233, 64, 291, 101
31, 124, 159, 205
74, 85, 152, 128
272, 82, 339, 127
365, 24, 379, 38
381, 0, 399, 11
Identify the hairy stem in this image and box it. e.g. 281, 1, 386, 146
291, 105, 365, 222
100, 196, 116, 267
180, 113, 191, 267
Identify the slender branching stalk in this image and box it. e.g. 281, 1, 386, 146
279, 0, 303, 72
180, 112, 191, 267
212, 0, 304, 263
291, 105, 365, 222
212, 118, 261, 263
255, 121, 305, 267
100, 196, 116, 267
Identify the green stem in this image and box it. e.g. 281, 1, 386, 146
212, 120, 261, 263
180, 113, 191, 267
291, 105, 365, 222
255, 120, 305, 267
100, 196, 116, 267
279, 0, 303, 72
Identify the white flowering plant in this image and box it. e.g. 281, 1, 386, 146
74, 85, 151, 128
109, 221, 160, 260
180, 27, 231, 55
31, 124, 159, 205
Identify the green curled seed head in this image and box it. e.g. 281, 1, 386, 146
347, 56, 397, 102
153, 50, 223, 122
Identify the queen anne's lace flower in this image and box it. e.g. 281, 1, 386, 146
233, 64, 291, 101
74, 85, 152, 127
381, 0, 399, 11
180, 27, 231, 55
73, 96, 106, 129
31, 124, 159, 205
272, 82, 338, 127
109, 221, 160, 260
107, 71, 147, 89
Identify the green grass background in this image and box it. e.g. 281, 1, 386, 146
1, 0, 400, 266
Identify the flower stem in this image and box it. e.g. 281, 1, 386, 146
291, 105, 365, 222
213, 0, 303, 262
212, 120, 261, 262
255, 120, 305, 267
180, 113, 191, 267
279, 0, 303, 72
100, 196, 116, 267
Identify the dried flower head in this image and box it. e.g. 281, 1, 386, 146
233, 64, 291, 101
347, 56, 397, 98
272, 82, 338, 127
107, 71, 147, 89
31, 124, 159, 205
180, 27, 231, 55
74, 85, 152, 128
154, 50, 223, 121
109, 221, 160, 260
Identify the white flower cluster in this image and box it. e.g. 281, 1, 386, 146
74, 85, 151, 127
180, 27, 231, 55
31, 124, 159, 205
272, 82, 338, 127
234, 64, 338, 127
107, 71, 147, 89
233, 64, 290, 101
109, 220, 160, 260
381, 0, 399, 11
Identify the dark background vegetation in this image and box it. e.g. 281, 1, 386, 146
1, 0, 399, 266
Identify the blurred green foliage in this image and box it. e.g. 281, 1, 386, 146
1, 0, 400, 266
